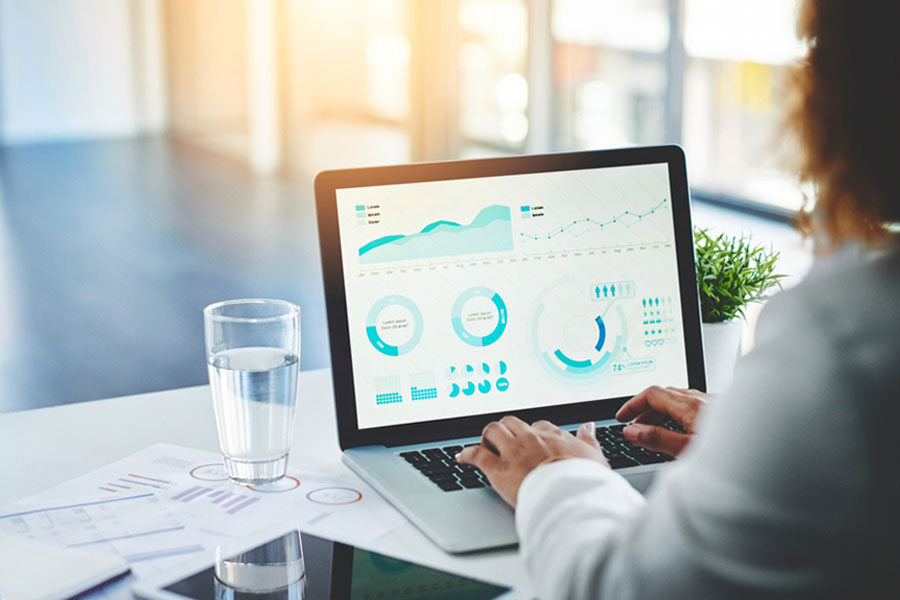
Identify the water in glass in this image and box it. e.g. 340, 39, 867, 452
208, 346, 299, 484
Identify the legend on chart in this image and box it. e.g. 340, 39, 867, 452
171, 486, 259, 514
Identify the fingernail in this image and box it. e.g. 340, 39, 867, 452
586, 422, 596, 434
623, 424, 642, 440
454, 453, 462, 461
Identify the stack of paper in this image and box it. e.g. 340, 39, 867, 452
0, 443, 406, 585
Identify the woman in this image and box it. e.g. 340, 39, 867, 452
457, 2, 900, 598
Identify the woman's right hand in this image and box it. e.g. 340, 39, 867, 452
615, 386, 709, 456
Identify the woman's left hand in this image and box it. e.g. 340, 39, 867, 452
456, 416, 608, 507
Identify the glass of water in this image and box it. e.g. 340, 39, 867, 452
204, 299, 300, 484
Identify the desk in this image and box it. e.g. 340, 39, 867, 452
0, 368, 528, 591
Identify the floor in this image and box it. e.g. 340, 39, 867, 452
0, 136, 812, 413
0, 137, 329, 412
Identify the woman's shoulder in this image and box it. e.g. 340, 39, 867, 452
759, 244, 900, 383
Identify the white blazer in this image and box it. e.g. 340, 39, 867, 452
516, 246, 900, 599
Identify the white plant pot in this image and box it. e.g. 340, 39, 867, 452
702, 319, 744, 394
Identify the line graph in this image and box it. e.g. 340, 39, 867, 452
520, 198, 668, 242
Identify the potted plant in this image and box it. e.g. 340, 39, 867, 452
694, 228, 784, 392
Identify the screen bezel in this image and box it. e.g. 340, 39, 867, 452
315, 145, 706, 450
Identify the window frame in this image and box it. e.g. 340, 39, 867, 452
442, 0, 801, 223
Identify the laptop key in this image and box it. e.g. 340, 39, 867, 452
438, 481, 464, 492
663, 420, 687, 434
428, 472, 458, 482
607, 456, 640, 469
460, 479, 486, 489
443, 445, 463, 455
420, 466, 453, 476
628, 452, 670, 465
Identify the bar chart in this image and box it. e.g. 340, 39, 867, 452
171, 486, 259, 515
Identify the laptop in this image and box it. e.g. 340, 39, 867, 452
314, 145, 706, 553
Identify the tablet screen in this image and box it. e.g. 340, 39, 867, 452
154, 530, 509, 600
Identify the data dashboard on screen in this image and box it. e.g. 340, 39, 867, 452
335, 163, 689, 430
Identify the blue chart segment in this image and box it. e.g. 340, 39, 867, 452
410, 371, 438, 401
451, 286, 508, 347
366, 295, 423, 356
540, 307, 625, 378
446, 360, 509, 397
375, 375, 403, 405
358, 205, 513, 264
532, 278, 627, 383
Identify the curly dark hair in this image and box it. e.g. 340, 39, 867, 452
789, 1, 900, 243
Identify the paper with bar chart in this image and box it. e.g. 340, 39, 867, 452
337, 162, 690, 430
0, 443, 405, 578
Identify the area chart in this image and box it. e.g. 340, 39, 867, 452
358, 205, 513, 264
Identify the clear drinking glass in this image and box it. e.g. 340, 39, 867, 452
214, 530, 305, 598
204, 299, 301, 484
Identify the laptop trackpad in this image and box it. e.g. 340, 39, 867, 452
624, 470, 656, 494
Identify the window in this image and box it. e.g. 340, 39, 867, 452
454, 0, 807, 216
457, 0, 529, 154
682, 0, 806, 212
552, 0, 669, 148
279, 0, 807, 217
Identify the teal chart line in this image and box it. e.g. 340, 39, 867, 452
359, 204, 513, 264
520, 198, 668, 241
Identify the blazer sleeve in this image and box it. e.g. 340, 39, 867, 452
514, 288, 870, 600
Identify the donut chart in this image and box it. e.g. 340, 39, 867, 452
451, 286, 508, 347
189, 463, 229, 481
366, 295, 423, 356
532, 278, 627, 383
306, 487, 363, 505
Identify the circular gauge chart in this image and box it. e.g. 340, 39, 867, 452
451, 286, 508, 347
189, 463, 229, 482
306, 487, 363, 505
531, 278, 627, 383
366, 295, 424, 356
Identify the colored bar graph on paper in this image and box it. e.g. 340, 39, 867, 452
171, 486, 258, 514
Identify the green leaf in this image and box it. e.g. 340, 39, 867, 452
693, 227, 785, 323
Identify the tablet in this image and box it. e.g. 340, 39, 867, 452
131, 525, 523, 600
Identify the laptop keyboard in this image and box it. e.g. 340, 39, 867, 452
400, 422, 679, 492
400, 445, 487, 492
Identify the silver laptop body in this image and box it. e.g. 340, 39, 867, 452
315, 146, 706, 553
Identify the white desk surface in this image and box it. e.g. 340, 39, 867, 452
0, 368, 528, 591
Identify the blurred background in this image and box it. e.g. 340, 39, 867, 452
0, 0, 811, 411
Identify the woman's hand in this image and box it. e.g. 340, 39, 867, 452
456, 416, 607, 507
616, 386, 709, 456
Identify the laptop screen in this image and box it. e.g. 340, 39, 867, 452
335, 163, 690, 430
